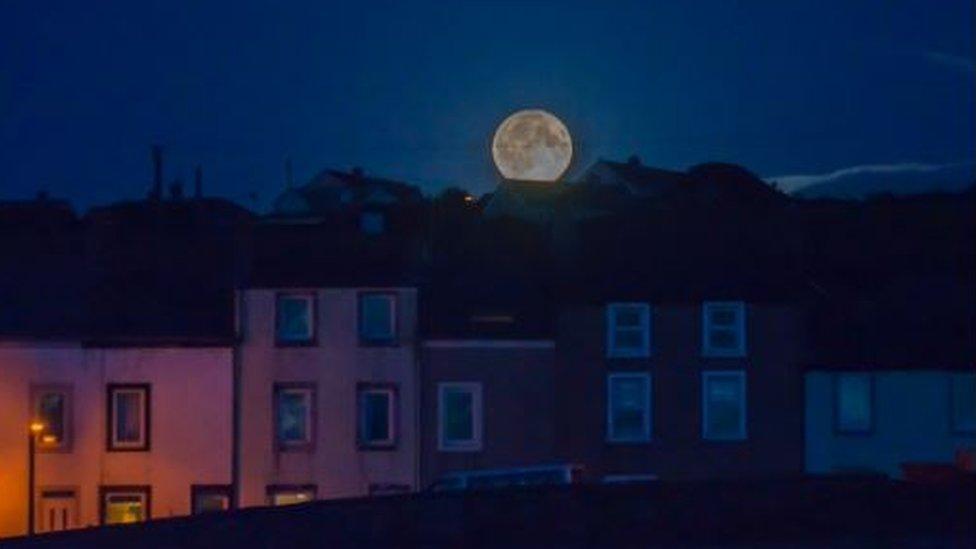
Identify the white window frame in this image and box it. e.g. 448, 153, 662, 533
606, 373, 652, 443
358, 385, 396, 448
702, 301, 747, 357
701, 371, 747, 441
606, 303, 651, 358
274, 385, 315, 449
275, 293, 315, 344
109, 385, 148, 451
437, 382, 483, 452
359, 292, 397, 344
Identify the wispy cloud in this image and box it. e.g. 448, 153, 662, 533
924, 51, 974, 74
768, 162, 967, 193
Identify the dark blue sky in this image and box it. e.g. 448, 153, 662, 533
1, 0, 973, 209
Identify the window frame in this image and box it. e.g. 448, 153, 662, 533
701, 301, 747, 357
190, 485, 233, 514
437, 382, 483, 452
949, 372, 975, 435
606, 372, 653, 444
99, 485, 151, 526
30, 384, 73, 453
701, 371, 748, 441
273, 382, 316, 452
274, 292, 317, 346
833, 372, 875, 435
266, 484, 317, 506
357, 382, 398, 450
606, 302, 651, 358
358, 291, 398, 346
106, 384, 150, 452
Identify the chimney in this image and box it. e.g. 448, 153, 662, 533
285, 157, 294, 189
194, 165, 203, 198
150, 145, 164, 201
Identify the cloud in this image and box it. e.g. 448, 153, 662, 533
768, 162, 971, 193
924, 51, 975, 74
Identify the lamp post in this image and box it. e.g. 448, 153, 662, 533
27, 421, 44, 536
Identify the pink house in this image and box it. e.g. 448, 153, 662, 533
0, 341, 233, 538
236, 287, 419, 506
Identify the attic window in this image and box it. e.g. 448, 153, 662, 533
360, 212, 385, 235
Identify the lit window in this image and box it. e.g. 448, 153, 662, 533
702, 371, 747, 440
359, 293, 397, 345
702, 302, 746, 357
607, 373, 651, 443
358, 384, 396, 448
191, 486, 231, 514
274, 384, 315, 450
276, 293, 314, 344
101, 487, 149, 525
438, 382, 482, 451
31, 385, 71, 451
950, 373, 975, 434
835, 373, 872, 434
606, 303, 650, 358
267, 486, 316, 506
108, 384, 149, 451
360, 211, 385, 235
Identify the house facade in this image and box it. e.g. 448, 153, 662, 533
554, 300, 806, 481
236, 288, 419, 506
419, 340, 556, 487
0, 341, 233, 538
805, 368, 976, 478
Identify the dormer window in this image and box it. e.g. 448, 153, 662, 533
360, 212, 385, 235
702, 302, 746, 357
606, 303, 651, 358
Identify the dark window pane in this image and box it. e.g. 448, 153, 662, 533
710, 309, 736, 326
615, 307, 641, 327
444, 390, 473, 441
705, 376, 744, 438
277, 391, 309, 442
360, 295, 394, 341
115, 392, 142, 443
277, 297, 311, 342
614, 330, 643, 350
193, 493, 229, 514
39, 393, 65, 442
709, 328, 738, 350
362, 392, 390, 443
610, 377, 648, 440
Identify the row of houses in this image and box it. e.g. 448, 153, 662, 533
2, 290, 973, 537
1, 159, 973, 538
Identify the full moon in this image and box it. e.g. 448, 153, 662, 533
491, 109, 573, 182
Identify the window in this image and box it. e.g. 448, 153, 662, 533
360, 211, 385, 235
835, 373, 873, 434
358, 383, 397, 449
702, 302, 746, 357
276, 293, 315, 345
702, 371, 747, 440
438, 382, 482, 451
274, 383, 315, 450
38, 489, 77, 533
191, 485, 232, 514
266, 485, 316, 506
607, 373, 652, 443
606, 303, 650, 357
359, 292, 397, 345
31, 385, 72, 451
950, 373, 975, 434
107, 384, 149, 451
100, 487, 150, 525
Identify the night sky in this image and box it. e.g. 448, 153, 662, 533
1, 0, 973, 209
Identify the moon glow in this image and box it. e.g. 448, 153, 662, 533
491, 109, 573, 182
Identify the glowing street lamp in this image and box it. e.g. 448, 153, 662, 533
28, 421, 45, 536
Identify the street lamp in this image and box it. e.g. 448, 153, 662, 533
28, 421, 45, 536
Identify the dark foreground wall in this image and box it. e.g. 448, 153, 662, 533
6, 478, 975, 548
